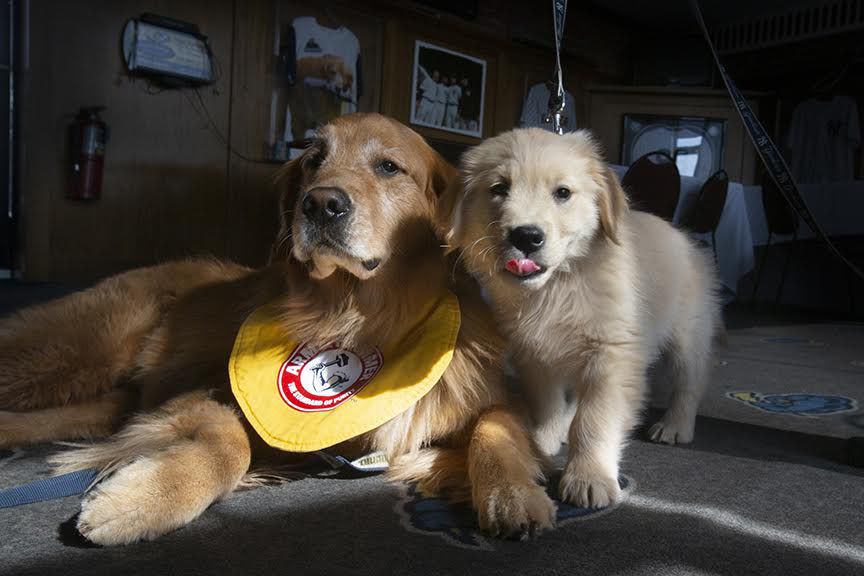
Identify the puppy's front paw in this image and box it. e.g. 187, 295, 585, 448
648, 417, 694, 445
559, 461, 620, 508
476, 482, 556, 540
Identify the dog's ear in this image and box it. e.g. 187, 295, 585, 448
422, 148, 460, 244
436, 177, 467, 253
269, 156, 305, 263
598, 166, 627, 245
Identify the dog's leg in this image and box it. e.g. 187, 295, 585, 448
468, 406, 556, 539
0, 290, 161, 411
0, 390, 131, 449
649, 331, 712, 445
559, 347, 644, 508
54, 391, 251, 546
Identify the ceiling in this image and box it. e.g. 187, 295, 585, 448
585, 0, 838, 33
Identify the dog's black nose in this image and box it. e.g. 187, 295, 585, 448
302, 188, 352, 224
508, 226, 545, 255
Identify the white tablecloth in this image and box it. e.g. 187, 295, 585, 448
610, 165, 755, 296
743, 181, 864, 246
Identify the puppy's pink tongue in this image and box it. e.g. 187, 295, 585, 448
505, 258, 541, 277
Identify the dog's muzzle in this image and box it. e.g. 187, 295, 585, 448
301, 187, 352, 227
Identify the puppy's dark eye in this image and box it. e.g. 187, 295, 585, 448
554, 187, 572, 201
490, 182, 509, 198
377, 160, 400, 176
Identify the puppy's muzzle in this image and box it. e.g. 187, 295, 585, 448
301, 187, 352, 227
507, 225, 545, 255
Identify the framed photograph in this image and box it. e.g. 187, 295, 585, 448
410, 40, 486, 138
621, 114, 727, 180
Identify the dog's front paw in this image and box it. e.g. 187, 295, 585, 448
558, 461, 620, 508
76, 457, 198, 546
476, 482, 556, 540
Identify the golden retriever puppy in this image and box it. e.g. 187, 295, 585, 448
446, 128, 721, 508
0, 114, 554, 545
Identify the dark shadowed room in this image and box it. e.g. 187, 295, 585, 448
1, 1, 863, 575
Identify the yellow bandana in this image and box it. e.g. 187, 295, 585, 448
229, 292, 460, 452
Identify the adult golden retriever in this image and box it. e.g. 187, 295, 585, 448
446, 128, 721, 508
0, 114, 554, 545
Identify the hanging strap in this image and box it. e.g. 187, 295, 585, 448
691, 0, 864, 282
544, 0, 569, 134
0, 468, 98, 509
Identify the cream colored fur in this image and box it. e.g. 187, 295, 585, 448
449, 128, 722, 508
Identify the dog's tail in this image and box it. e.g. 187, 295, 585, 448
0, 390, 130, 450
49, 409, 181, 482
48, 391, 225, 485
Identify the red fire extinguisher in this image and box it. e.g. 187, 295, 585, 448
68, 107, 108, 201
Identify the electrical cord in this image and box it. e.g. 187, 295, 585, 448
183, 88, 276, 164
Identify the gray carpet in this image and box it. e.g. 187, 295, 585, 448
687, 322, 864, 439
2, 415, 863, 576
2, 284, 864, 574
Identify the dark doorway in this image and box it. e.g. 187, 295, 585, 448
0, 0, 17, 277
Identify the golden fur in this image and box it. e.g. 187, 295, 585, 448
447, 128, 722, 508
0, 114, 554, 545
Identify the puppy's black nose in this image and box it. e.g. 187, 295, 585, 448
302, 188, 352, 224
508, 226, 545, 255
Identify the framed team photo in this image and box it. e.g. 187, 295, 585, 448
410, 41, 486, 138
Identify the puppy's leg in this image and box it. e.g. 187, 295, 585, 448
468, 406, 556, 539
518, 358, 574, 457
0, 390, 131, 449
649, 330, 712, 445
54, 391, 251, 546
560, 348, 644, 508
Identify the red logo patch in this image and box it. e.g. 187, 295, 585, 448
277, 342, 383, 412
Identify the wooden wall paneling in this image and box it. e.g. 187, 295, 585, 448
225, 0, 281, 267
21, 0, 235, 282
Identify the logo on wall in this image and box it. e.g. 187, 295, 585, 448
278, 343, 383, 412
394, 476, 633, 550
727, 391, 858, 416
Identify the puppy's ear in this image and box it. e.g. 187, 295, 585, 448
269, 156, 305, 263
598, 166, 627, 245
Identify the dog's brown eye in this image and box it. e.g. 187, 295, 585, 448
490, 182, 509, 197
377, 160, 400, 176
306, 153, 325, 170
554, 187, 572, 201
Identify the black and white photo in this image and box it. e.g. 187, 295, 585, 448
410, 41, 485, 138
